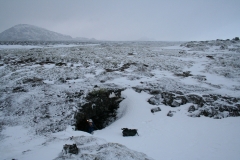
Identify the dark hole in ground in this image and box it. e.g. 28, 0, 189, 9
74, 88, 124, 133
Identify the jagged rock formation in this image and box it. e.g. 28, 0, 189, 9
147, 90, 240, 119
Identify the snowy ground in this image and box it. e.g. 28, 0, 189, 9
95, 89, 240, 160
0, 40, 240, 159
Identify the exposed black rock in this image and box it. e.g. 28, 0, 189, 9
188, 105, 196, 113
22, 77, 43, 84
58, 78, 67, 83
148, 90, 240, 119
105, 62, 138, 72
161, 92, 188, 107
150, 107, 161, 113
167, 111, 176, 117
55, 62, 67, 66
148, 95, 162, 106
12, 86, 27, 93
232, 37, 239, 41
22, 77, 43, 87
175, 71, 193, 77
206, 55, 214, 59
161, 92, 175, 107
36, 60, 55, 65
63, 144, 79, 155
186, 94, 205, 107
122, 128, 139, 137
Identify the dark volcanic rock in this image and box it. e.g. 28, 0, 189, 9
186, 94, 205, 107
63, 144, 79, 155
148, 95, 162, 106
161, 92, 175, 107
12, 86, 27, 93
148, 89, 240, 119
188, 105, 196, 113
55, 62, 67, 66
175, 71, 193, 77
160, 92, 187, 107
167, 111, 176, 117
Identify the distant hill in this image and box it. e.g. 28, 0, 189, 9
0, 24, 74, 41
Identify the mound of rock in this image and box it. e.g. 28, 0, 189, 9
148, 90, 240, 119
56, 136, 153, 160
180, 37, 240, 52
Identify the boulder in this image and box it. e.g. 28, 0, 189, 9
188, 105, 196, 113
63, 144, 79, 155
186, 94, 205, 107
167, 111, 176, 117
150, 107, 161, 113
161, 92, 174, 106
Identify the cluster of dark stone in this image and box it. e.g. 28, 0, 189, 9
105, 62, 147, 72
122, 128, 139, 137
2, 56, 68, 67
180, 37, 240, 52
148, 90, 240, 119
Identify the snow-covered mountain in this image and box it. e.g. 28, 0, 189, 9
0, 39, 240, 160
0, 24, 73, 41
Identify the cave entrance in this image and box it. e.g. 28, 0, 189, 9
74, 88, 124, 133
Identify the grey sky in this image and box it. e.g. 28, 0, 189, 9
0, 0, 239, 41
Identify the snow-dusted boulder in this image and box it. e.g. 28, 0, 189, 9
56, 136, 153, 160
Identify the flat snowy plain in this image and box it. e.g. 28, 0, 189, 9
0, 40, 240, 160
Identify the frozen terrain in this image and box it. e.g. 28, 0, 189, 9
0, 39, 240, 160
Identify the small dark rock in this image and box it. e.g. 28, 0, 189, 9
188, 105, 196, 113
59, 78, 67, 83
232, 37, 239, 41
175, 71, 192, 77
63, 144, 79, 155
167, 111, 176, 117
12, 86, 27, 93
151, 107, 161, 113
150, 90, 161, 95
206, 55, 214, 59
55, 62, 67, 66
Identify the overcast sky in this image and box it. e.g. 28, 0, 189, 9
0, 0, 239, 41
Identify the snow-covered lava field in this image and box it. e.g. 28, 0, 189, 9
0, 39, 240, 160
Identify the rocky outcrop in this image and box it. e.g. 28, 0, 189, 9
148, 90, 240, 119
174, 71, 193, 77
180, 38, 240, 52
56, 136, 154, 160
